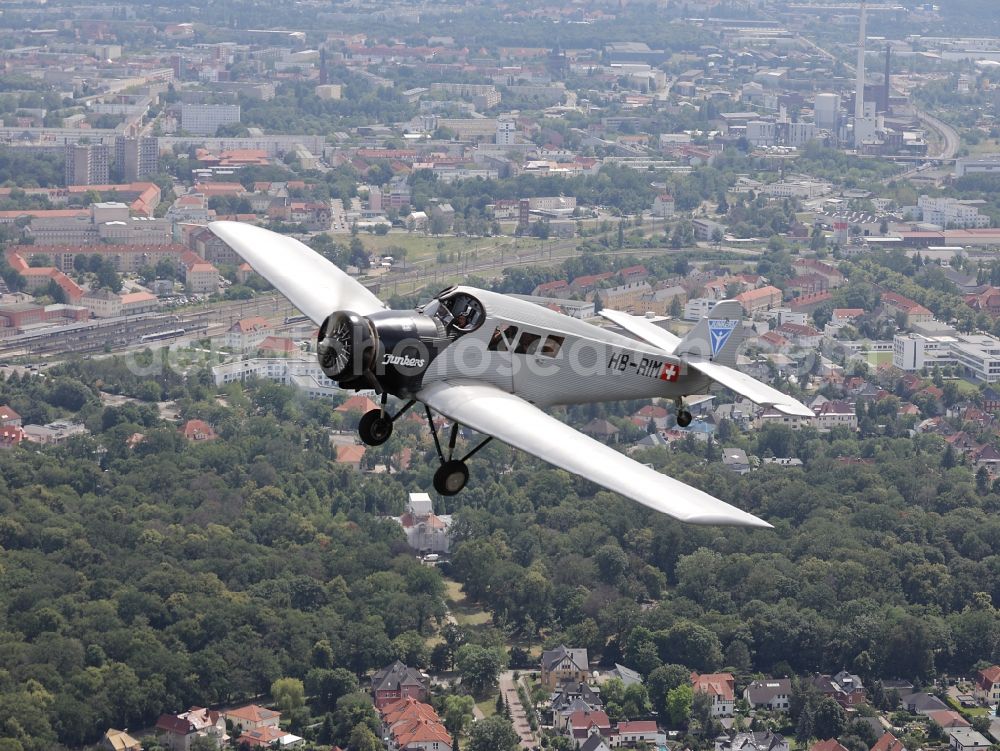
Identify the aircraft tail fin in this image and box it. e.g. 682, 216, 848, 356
675, 300, 745, 368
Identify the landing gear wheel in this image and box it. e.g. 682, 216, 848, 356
433, 460, 469, 496
676, 409, 693, 428
359, 409, 393, 445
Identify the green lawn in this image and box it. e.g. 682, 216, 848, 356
861, 350, 894, 367
348, 233, 546, 266
445, 579, 492, 627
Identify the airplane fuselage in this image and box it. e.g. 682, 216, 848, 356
386, 286, 711, 407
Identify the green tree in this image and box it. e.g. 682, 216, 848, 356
467, 715, 519, 751
348, 722, 382, 751
455, 644, 505, 697
271, 677, 305, 712
666, 684, 693, 727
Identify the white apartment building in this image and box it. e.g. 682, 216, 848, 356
950, 334, 1000, 382
761, 180, 832, 199
212, 356, 341, 398
179, 103, 241, 136
684, 297, 715, 321
892, 333, 957, 371
496, 118, 516, 146
916, 195, 990, 228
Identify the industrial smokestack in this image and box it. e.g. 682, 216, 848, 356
855, 0, 867, 122
883, 43, 891, 113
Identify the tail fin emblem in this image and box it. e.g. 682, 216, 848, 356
708, 319, 739, 357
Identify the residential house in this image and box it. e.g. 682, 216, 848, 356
0, 405, 21, 428
691, 672, 736, 717
100, 729, 142, 751
757, 408, 813, 430
871, 732, 906, 751
336, 443, 366, 470
974, 665, 1000, 705
717, 731, 790, 751
0, 405, 24, 448
983, 387, 1000, 412
832, 308, 864, 325
900, 692, 948, 715
551, 682, 604, 731
736, 286, 783, 316
541, 645, 590, 689
533, 279, 572, 298
155, 707, 227, 751
237, 726, 305, 748
394, 492, 454, 554
581, 734, 613, 751
722, 448, 751, 474
925, 710, 971, 729
744, 678, 792, 711
379, 697, 451, 751
633, 404, 670, 430
811, 671, 865, 709
223, 704, 281, 733
653, 193, 675, 218
226, 315, 273, 352
775, 322, 823, 348
568, 709, 612, 742
582, 418, 620, 442
881, 291, 934, 325
949, 729, 991, 751
371, 661, 430, 709
336, 394, 381, 415
603, 664, 643, 688
814, 401, 858, 432
793, 259, 845, 288
613, 720, 664, 748
810, 741, 851, 751
182, 419, 217, 441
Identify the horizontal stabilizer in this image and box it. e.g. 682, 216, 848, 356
688, 359, 814, 417
599, 309, 682, 353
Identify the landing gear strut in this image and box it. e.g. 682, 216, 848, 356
675, 398, 693, 428
358, 397, 415, 446
425, 405, 492, 496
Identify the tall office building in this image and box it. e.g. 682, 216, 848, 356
65, 143, 110, 186
814, 93, 841, 131
115, 136, 159, 181
496, 118, 516, 146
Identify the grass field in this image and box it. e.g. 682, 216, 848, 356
861, 350, 894, 367
342, 232, 547, 266
444, 579, 491, 627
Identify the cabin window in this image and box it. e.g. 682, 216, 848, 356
514, 332, 542, 355
539, 335, 565, 357
488, 325, 518, 352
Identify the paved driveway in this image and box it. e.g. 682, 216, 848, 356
499, 670, 537, 749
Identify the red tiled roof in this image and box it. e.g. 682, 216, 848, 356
691, 672, 736, 701
336, 395, 380, 414
871, 732, 905, 751
225, 704, 281, 724
336, 444, 366, 464
0, 405, 22, 422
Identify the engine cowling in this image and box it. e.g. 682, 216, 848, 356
317, 309, 446, 393
317, 310, 379, 388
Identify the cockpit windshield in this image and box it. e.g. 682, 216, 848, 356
431, 291, 485, 335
